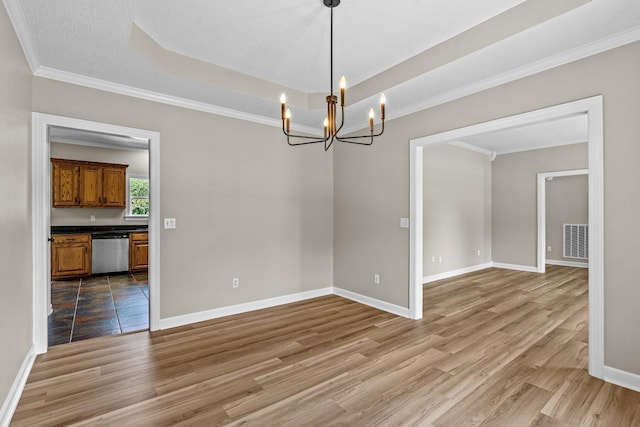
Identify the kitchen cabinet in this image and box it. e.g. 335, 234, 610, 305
79, 164, 103, 207
129, 232, 148, 272
52, 161, 80, 206
51, 233, 92, 280
102, 167, 126, 207
51, 158, 128, 208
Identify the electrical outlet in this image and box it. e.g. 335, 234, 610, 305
232, 278, 239, 288
374, 274, 380, 284
438, 256, 443, 263
164, 218, 176, 229
431, 256, 436, 263
547, 246, 552, 252
90, 215, 96, 222
400, 217, 409, 228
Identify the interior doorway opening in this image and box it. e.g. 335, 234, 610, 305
409, 96, 604, 379
32, 113, 161, 354
48, 132, 151, 346
537, 169, 589, 273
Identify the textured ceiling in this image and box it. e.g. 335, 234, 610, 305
7, 0, 640, 141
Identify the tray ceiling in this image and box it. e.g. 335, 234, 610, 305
5, 0, 640, 140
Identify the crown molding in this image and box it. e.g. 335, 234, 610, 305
391, 25, 640, 122
24, 24, 640, 136
33, 66, 322, 136
3, 0, 39, 72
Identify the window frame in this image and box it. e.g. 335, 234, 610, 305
125, 174, 150, 219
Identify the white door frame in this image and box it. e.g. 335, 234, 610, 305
409, 95, 604, 379
537, 169, 589, 273
32, 113, 161, 354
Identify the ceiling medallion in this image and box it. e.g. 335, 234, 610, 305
280, 0, 386, 151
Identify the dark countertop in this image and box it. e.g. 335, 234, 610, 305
51, 225, 148, 235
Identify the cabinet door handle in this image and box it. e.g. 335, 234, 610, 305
48, 237, 55, 242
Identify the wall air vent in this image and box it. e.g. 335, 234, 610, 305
563, 224, 588, 260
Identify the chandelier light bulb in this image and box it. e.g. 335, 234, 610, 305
369, 108, 375, 132
285, 108, 291, 133
280, 93, 287, 119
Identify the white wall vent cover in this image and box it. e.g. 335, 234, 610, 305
563, 224, 589, 260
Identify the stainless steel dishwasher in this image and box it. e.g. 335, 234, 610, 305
91, 232, 129, 274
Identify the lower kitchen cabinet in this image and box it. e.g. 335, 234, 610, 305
51, 233, 92, 280
129, 232, 148, 272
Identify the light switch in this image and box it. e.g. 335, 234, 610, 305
400, 217, 409, 228
164, 218, 176, 229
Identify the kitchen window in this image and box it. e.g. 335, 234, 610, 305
127, 175, 149, 218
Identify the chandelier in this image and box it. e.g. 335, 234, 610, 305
280, 0, 386, 151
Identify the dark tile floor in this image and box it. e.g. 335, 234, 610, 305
48, 271, 149, 346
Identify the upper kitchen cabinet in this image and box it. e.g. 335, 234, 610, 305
52, 161, 80, 206
51, 158, 128, 208
102, 167, 126, 207
79, 164, 103, 207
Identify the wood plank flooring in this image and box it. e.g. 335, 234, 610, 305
11, 266, 640, 426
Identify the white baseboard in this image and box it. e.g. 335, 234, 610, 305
159, 287, 333, 330
0, 345, 36, 427
492, 262, 539, 273
423, 262, 493, 284
603, 365, 640, 393
333, 287, 411, 318
546, 259, 589, 268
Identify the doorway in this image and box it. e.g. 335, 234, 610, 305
48, 135, 150, 345
409, 96, 604, 379
32, 113, 161, 354
537, 169, 589, 273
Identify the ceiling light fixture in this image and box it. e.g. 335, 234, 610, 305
280, 0, 386, 151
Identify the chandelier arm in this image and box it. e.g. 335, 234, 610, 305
283, 131, 326, 140
335, 120, 385, 140
282, 122, 328, 140
336, 137, 373, 146
324, 136, 335, 151
333, 104, 345, 136
287, 136, 327, 146
283, 129, 329, 146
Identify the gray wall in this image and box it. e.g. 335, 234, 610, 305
33, 78, 334, 319
546, 175, 588, 261
0, 3, 33, 417
50, 142, 149, 226
423, 144, 491, 277
334, 41, 640, 374
492, 143, 588, 267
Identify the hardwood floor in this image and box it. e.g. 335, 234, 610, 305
11, 266, 640, 426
